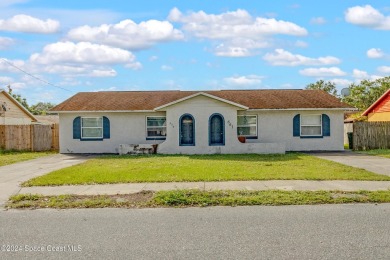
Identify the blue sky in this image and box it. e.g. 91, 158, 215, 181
0, 0, 390, 104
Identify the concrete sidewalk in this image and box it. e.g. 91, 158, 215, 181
19, 180, 390, 196
307, 151, 390, 176
0, 154, 91, 206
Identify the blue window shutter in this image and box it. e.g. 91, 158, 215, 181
322, 114, 330, 136
103, 116, 110, 139
293, 114, 300, 137
73, 117, 81, 139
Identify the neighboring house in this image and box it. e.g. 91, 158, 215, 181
362, 89, 390, 121
34, 115, 59, 125
52, 89, 354, 154
0, 89, 37, 125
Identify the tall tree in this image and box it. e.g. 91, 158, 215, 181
6, 85, 30, 111
30, 102, 56, 115
5, 85, 56, 114
305, 80, 338, 97
342, 77, 390, 111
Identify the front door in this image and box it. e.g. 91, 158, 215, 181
180, 114, 194, 146
209, 114, 224, 145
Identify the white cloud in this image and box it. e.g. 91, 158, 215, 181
0, 58, 26, 73
367, 48, 384, 58
213, 44, 252, 57
263, 49, 340, 66
93, 86, 117, 92
295, 40, 308, 48
168, 7, 307, 57
169, 8, 307, 39
213, 38, 270, 57
163, 79, 182, 89
0, 14, 60, 33
329, 78, 353, 87
310, 17, 326, 25
352, 69, 382, 80
0, 41, 139, 79
89, 69, 117, 77
67, 19, 183, 50
0, 0, 28, 8
0, 76, 14, 84
299, 67, 346, 77
125, 62, 142, 70
345, 5, 390, 30
377, 66, 390, 74
149, 56, 158, 61
224, 75, 263, 86
29, 41, 138, 66
161, 65, 173, 71
0, 37, 15, 49
352, 69, 369, 79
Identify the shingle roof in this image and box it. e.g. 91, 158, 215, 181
51, 89, 354, 112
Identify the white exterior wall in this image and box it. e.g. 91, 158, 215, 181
58, 96, 344, 154
58, 112, 165, 153
238, 110, 345, 151
157, 95, 285, 154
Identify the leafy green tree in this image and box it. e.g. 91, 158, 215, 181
6, 85, 56, 115
342, 77, 390, 111
305, 80, 338, 97
30, 102, 56, 115
6, 85, 30, 111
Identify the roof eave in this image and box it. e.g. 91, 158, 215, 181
361, 89, 390, 116
247, 107, 357, 111
52, 110, 157, 113
154, 92, 249, 111
1, 90, 37, 122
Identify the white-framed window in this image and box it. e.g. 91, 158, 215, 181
237, 115, 257, 137
81, 117, 103, 139
300, 114, 322, 136
146, 116, 167, 139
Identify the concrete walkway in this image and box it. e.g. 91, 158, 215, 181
307, 151, 390, 176
0, 154, 91, 206
19, 180, 390, 196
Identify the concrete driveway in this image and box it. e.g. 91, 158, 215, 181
307, 151, 390, 176
0, 154, 91, 207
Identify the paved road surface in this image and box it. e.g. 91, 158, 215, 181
0, 204, 389, 259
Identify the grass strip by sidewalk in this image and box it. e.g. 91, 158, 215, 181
357, 149, 390, 159
0, 150, 56, 167
7, 189, 390, 209
22, 153, 390, 187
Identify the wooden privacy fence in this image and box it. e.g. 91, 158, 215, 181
353, 121, 390, 150
0, 124, 59, 151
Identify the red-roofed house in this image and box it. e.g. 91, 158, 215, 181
362, 89, 390, 121
51, 89, 354, 154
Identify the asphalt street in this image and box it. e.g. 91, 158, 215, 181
0, 204, 389, 260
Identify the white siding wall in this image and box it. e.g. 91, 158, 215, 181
0, 92, 34, 125
238, 110, 345, 151
157, 95, 284, 154
58, 97, 344, 153
59, 112, 165, 153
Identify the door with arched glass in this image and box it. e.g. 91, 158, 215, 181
209, 114, 224, 146
180, 114, 195, 146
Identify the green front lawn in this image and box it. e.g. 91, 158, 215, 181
358, 149, 390, 158
8, 190, 390, 209
22, 153, 390, 187
0, 150, 56, 167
